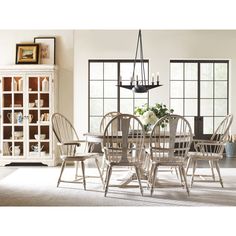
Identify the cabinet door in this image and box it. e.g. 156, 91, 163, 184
1, 75, 25, 157
27, 75, 52, 158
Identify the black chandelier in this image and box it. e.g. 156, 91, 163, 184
118, 30, 162, 93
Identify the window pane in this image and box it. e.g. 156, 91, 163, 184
104, 63, 117, 80
214, 117, 225, 131
203, 117, 213, 134
215, 99, 227, 116
120, 99, 134, 114
90, 117, 102, 132
185, 117, 194, 134
201, 81, 213, 98
104, 99, 117, 114
134, 92, 148, 99
185, 81, 197, 98
215, 63, 227, 80
170, 99, 183, 115
185, 63, 198, 80
200, 63, 213, 80
215, 81, 227, 98
185, 99, 197, 116
90, 63, 103, 80
170, 63, 183, 80
90, 81, 103, 98
120, 87, 134, 98
120, 63, 133, 81
104, 81, 117, 98
170, 81, 183, 98
201, 99, 213, 116
90, 99, 103, 116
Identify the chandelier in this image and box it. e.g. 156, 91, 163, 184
118, 30, 162, 93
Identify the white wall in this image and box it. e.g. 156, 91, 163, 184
74, 30, 236, 137
0, 30, 74, 122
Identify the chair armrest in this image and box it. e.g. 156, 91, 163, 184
57, 141, 82, 147
194, 141, 224, 153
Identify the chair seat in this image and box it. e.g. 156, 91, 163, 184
60, 152, 99, 161
151, 156, 185, 165
188, 152, 223, 161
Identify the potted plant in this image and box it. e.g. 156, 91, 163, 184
225, 134, 236, 158
134, 103, 174, 131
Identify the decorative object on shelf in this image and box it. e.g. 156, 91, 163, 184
15, 44, 40, 64
29, 102, 35, 108
134, 103, 174, 131
117, 30, 162, 93
42, 77, 49, 91
34, 37, 56, 65
3, 143, 10, 155
9, 146, 21, 155
28, 114, 33, 123
40, 113, 49, 121
225, 134, 236, 158
35, 99, 44, 107
31, 144, 44, 152
14, 79, 17, 91
18, 78, 23, 91
17, 112, 23, 124
34, 134, 46, 140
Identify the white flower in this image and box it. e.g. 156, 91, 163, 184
140, 110, 157, 125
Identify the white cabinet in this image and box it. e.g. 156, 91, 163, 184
0, 65, 58, 166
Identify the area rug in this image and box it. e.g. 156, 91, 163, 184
0, 166, 236, 206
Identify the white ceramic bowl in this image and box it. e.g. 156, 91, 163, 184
29, 103, 35, 108
34, 134, 46, 140
35, 99, 44, 107
14, 131, 23, 138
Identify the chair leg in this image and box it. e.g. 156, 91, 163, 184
57, 160, 66, 187
104, 165, 112, 197
100, 154, 106, 177
135, 166, 144, 196
190, 160, 197, 187
151, 165, 158, 196
95, 157, 104, 187
75, 161, 79, 179
215, 161, 224, 188
178, 166, 184, 187
209, 160, 215, 181
181, 166, 190, 196
186, 157, 192, 175
175, 167, 179, 179
81, 161, 86, 190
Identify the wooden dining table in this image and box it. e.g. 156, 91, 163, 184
83, 131, 181, 187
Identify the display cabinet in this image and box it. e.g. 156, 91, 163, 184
0, 65, 58, 166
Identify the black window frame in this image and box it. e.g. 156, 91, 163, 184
88, 59, 149, 132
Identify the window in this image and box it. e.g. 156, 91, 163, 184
89, 60, 149, 132
170, 60, 229, 138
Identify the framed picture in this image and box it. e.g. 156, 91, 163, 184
15, 44, 40, 64
34, 37, 56, 65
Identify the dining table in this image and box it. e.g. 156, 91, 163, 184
83, 131, 182, 187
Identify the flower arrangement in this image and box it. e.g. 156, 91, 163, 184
134, 103, 174, 131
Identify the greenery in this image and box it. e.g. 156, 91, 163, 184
134, 103, 174, 130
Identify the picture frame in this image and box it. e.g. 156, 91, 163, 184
15, 44, 40, 64
34, 37, 56, 65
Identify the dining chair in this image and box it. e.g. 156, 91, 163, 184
186, 114, 233, 187
103, 114, 145, 196
148, 114, 193, 196
52, 113, 103, 190
99, 112, 122, 177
